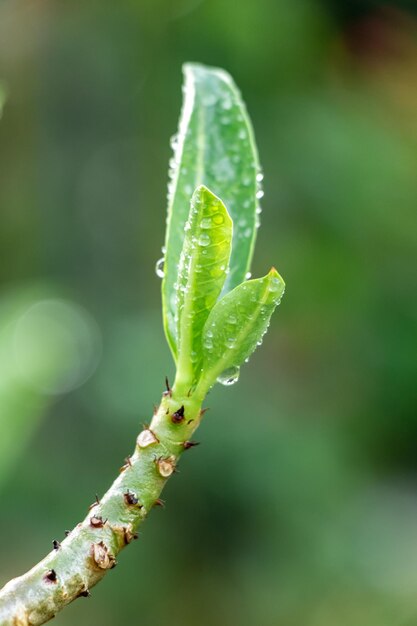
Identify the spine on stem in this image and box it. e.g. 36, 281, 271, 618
0, 388, 204, 626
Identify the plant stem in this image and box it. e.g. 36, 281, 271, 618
0, 389, 203, 626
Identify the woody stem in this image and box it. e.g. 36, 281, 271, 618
0, 389, 203, 626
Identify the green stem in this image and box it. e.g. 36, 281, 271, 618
0, 389, 203, 626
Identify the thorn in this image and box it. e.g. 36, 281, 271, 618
123, 527, 138, 544
163, 376, 172, 397
120, 455, 133, 472
154, 498, 165, 508
124, 490, 142, 507
155, 455, 176, 478
64, 530, 71, 537
183, 441, 200, 450
200, 408, 209, 417
137, 428, 159, 448
52, 540, 61, 550
90, 515, 107, 528
171, 405, 185, 424
78, 589, 90, 598
187, 419, 194, 425
153, 404, 159, 415
91, 541, 116, 570
88, 495, 100, 510
44, 569, 57, 583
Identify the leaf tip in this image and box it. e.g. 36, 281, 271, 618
268, 267, 285, 288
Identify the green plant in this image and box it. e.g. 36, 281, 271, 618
0, 63, 285, 625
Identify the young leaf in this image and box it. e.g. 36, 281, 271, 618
162, 63, 261, 358
176, 185, 232, 388
196, 268, 285, 394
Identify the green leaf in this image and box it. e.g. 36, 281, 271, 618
162, 63, 262, 359
196, 268, 285, 394
176, 185, 232, 388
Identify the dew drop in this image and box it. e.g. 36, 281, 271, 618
256, 190, 264, 199
245, 272, 252, 280
227, 314, 237, 324
256, 172, 264, 182
217, 366, 240, 386
155, 258, 165, 278
213, 213, 224, 225
225, 337, 236, 348
203, 338, 213, 351
200, 217, 213, 229
198, 233, 211, 247
269, 276, 282, 293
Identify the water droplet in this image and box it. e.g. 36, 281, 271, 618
256, 190, 264, 199
245, 272, 252, 280
184, 221, 191, 231
256, 172, 264, 182
200, 217, 212, 229
206, 329, 213, 338
198, 233, 211, 247
203, 337, 213, 351
225, 337, 236, 348
213, 213, 224, 225
222, 98, 232, 110
238, 129, 246, 140
269, 276, 282, 293
155, 258, 165, 278
217, 366, 240, 386
170, 134, 178, 150
227, 314, 237, 324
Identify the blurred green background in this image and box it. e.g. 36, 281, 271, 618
0, 1, 416, 625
